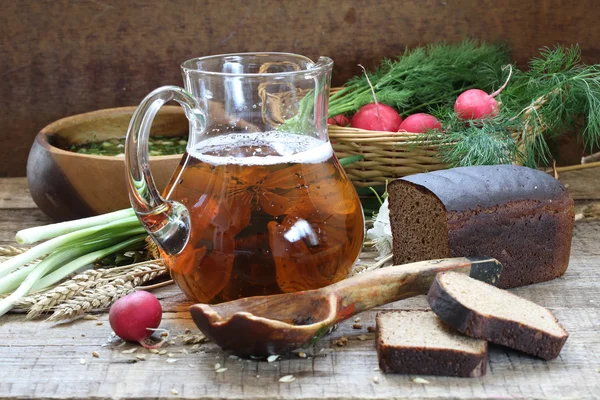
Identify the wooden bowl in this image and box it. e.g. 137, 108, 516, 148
27, 106, 187, 221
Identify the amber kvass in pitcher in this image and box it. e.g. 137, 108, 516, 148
125, 53, 364, 303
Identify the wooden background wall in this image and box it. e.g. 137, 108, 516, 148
1, 0, 599, 176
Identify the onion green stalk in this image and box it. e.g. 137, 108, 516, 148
0, 235, 148, 318
30, 234, 147, 293
0, 208, 150, 318
0, 216, 141, 279
0, 249, 80, 317
0, 230, 146, 295
16, 208, 136, 245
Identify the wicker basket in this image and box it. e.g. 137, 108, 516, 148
328, 125, 449, 188
327, 88, 450, 188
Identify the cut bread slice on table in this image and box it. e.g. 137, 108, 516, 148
427, 271, 568, 360
376, 310, 488, 377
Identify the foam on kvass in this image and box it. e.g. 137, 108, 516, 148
190, 131, 333, 166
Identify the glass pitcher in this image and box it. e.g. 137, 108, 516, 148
125, 53, 364, 304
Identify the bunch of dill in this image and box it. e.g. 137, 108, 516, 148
328, 39, 510, 118
422, 45, 600, 168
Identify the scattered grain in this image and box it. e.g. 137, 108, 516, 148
267, 355, 280, 363
79, 358, 86, 365
181, 333, 207, 344
354, 317, 361, 323
297, 351, 307, 359
170, 389, 179, 395
136, 354, 146, 361
92, 351, 99, 358
373, 367, 380, 371
372, 376, 379, 384
158, 350, 167, 355
357, 334, 369, 341
83, 315, 98, 320
367, 326, 376, 333
279, 375, 295, 383
160, 331, 169, 337
121, 348, 137, 354
96, 322, 103, 326
412, 377, 430, 384
190, 345, 202, 353
168, 353, 175, 357
180, 349, 189, 354
332, 336, 348, 347
216, 367, 228, 373
214, 363, 221, 370
353, 323, 362, 329
166, 358, 178, 364
149, 349, 159, 354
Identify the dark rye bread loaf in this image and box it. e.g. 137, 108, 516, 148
427, 271, 569, 360
388, 165, 575, 288
376, 310, 488, 377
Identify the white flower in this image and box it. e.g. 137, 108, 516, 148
366, 199, 392, 260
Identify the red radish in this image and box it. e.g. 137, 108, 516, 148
351, 103, 402, 131
350, 64, 402, 132
398, 113, 442, 133
109, 291, 163, 347
455, 65, 513, 120
328, 114, 350, 126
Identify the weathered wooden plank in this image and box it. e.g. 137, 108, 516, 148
3, 0, 600, 177
0, 178, 36, 209
1, 244, 599, 399
1, 180, 600, 399
0, 307, 598, 399
559, 167, 600, 201
0, 208, 52, 245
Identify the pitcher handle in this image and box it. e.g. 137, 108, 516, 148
125, 86, 203, 255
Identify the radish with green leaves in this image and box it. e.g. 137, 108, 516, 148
351, 103, 402, 131
455, 65, 513, 120
350, 64, 402, 132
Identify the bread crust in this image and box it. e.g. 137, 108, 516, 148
427, 273, 569, 360
399, 165, 571, 212
389, 165, 575, 288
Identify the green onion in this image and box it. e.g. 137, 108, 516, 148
0, 216, 141, 279
16, 208, 136, 245
0, 230, 146, 295
31, 234, 147, 293
0, 208, 150, 318
0, 249, 80, 317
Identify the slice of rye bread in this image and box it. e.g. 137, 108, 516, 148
427, 271, 568, 360
376, 310, 488, 377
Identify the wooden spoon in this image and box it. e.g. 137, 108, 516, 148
189, 256, 502, 357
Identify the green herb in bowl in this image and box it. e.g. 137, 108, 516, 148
66, 135, 188, 157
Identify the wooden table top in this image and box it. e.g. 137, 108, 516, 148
1, 173, 599, 400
